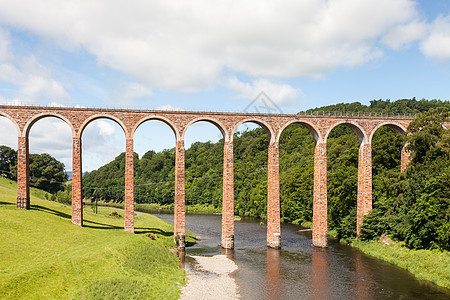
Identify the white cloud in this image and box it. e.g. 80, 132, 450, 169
82, 119, 125, 171
156, 105, 184, 111
420, 16, 450, 61
0, 29, 71, 104
382, 20, 429, 50
0, 0, 421, 91
110, 82, 153, 106
0, 116, 18, 149
224, 77, 303, 106
28, 118, 73, 170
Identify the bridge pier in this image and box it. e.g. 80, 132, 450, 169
71, 137, 83, 226
174, 140, 186, 249
313, 140, 328, 247
401, 143, 411, 172
16, 136, 30, 209
124, 138, 134, 233
357, 142, 372, 235
222, 140, 234, 249
267, 140, 281, 249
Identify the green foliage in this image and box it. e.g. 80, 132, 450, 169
0, 145, 17, 180
0, 147, 68, 194
362, 107, 450, 251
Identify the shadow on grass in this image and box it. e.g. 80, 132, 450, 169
32, 205, 72, 219
0, 201, 15, 205
32, 205, 124, 230
82, 220, 123, 230
134, 227, 173, 237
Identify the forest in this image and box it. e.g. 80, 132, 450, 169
1, 98, 448, 250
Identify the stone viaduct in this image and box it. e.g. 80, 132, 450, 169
0, 105, 414, 249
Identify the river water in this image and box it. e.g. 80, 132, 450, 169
152, 213, 449, 299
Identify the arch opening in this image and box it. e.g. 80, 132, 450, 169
233, 122, 271, 246
81, 118, 127, 218
183, 120, 224, 210
371, 125, 406, 211
28, 116, 72, 203
132, 120, 176, 210
0, 115, 19, 203
326, 124, 360, 240
278, 123, 316, 230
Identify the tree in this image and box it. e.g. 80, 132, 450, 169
0, 145, 17, 180
29, 153, 68, 194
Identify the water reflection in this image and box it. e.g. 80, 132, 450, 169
265, 248, 281, 299
311, 247, 329, 300
152, 213, 450, 300
354, 248, 373, 300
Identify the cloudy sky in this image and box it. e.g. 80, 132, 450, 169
0, 0, 449, 172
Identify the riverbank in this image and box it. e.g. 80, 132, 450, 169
179, 255, 239, 299
352, 239, 450, 289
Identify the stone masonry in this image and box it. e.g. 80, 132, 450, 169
0, 105, 413, 249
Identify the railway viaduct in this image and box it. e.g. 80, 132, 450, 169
0, 105, 414, 249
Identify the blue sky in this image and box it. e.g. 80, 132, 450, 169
0, 0, 449, 171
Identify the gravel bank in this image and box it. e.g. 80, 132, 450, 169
179, 255, 239, 299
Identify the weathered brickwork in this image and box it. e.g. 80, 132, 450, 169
71, 137, 82, 226
267, 141, 281, 248
0, 105, 414, 249
357, 142, 372, 235
124, 138, 134, 233
401, 143, 411, 172
221, 140, 234, 249
313, 141, 328, 247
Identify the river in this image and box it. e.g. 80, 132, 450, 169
152, 213, 449, 299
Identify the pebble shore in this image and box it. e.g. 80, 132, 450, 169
179, 255, 239, 299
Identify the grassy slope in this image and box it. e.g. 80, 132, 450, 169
0, 177, 193, 299
352, 240, 450, 289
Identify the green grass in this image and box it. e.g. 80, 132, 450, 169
352, 239, 450, 289
0, 177, 195, 299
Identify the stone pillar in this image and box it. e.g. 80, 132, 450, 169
71, 137, 83, 226
17, 136, 30, 209
174, 139, 186, 248
313, 141, 327, 247
124, 138, 134, 233
221, 140, 234, 249
357, 142, 372, 235
400, 143, 411, 172
267, 140, 281, 249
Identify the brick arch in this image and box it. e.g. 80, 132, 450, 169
276, 120, 321, 143
181, 117, 227, 141
325, 120, 368, 145
231, 118, 274, 142
131, 116, 179, 141
23, 112, 75, 138
0, 111, 20, 136
368, 122, 407, 144
77, 114, 128, 139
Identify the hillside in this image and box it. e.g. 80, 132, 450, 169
0, 177, 193, 299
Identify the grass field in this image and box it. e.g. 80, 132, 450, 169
352, 239, 450, 289
0, 177, 194, 299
